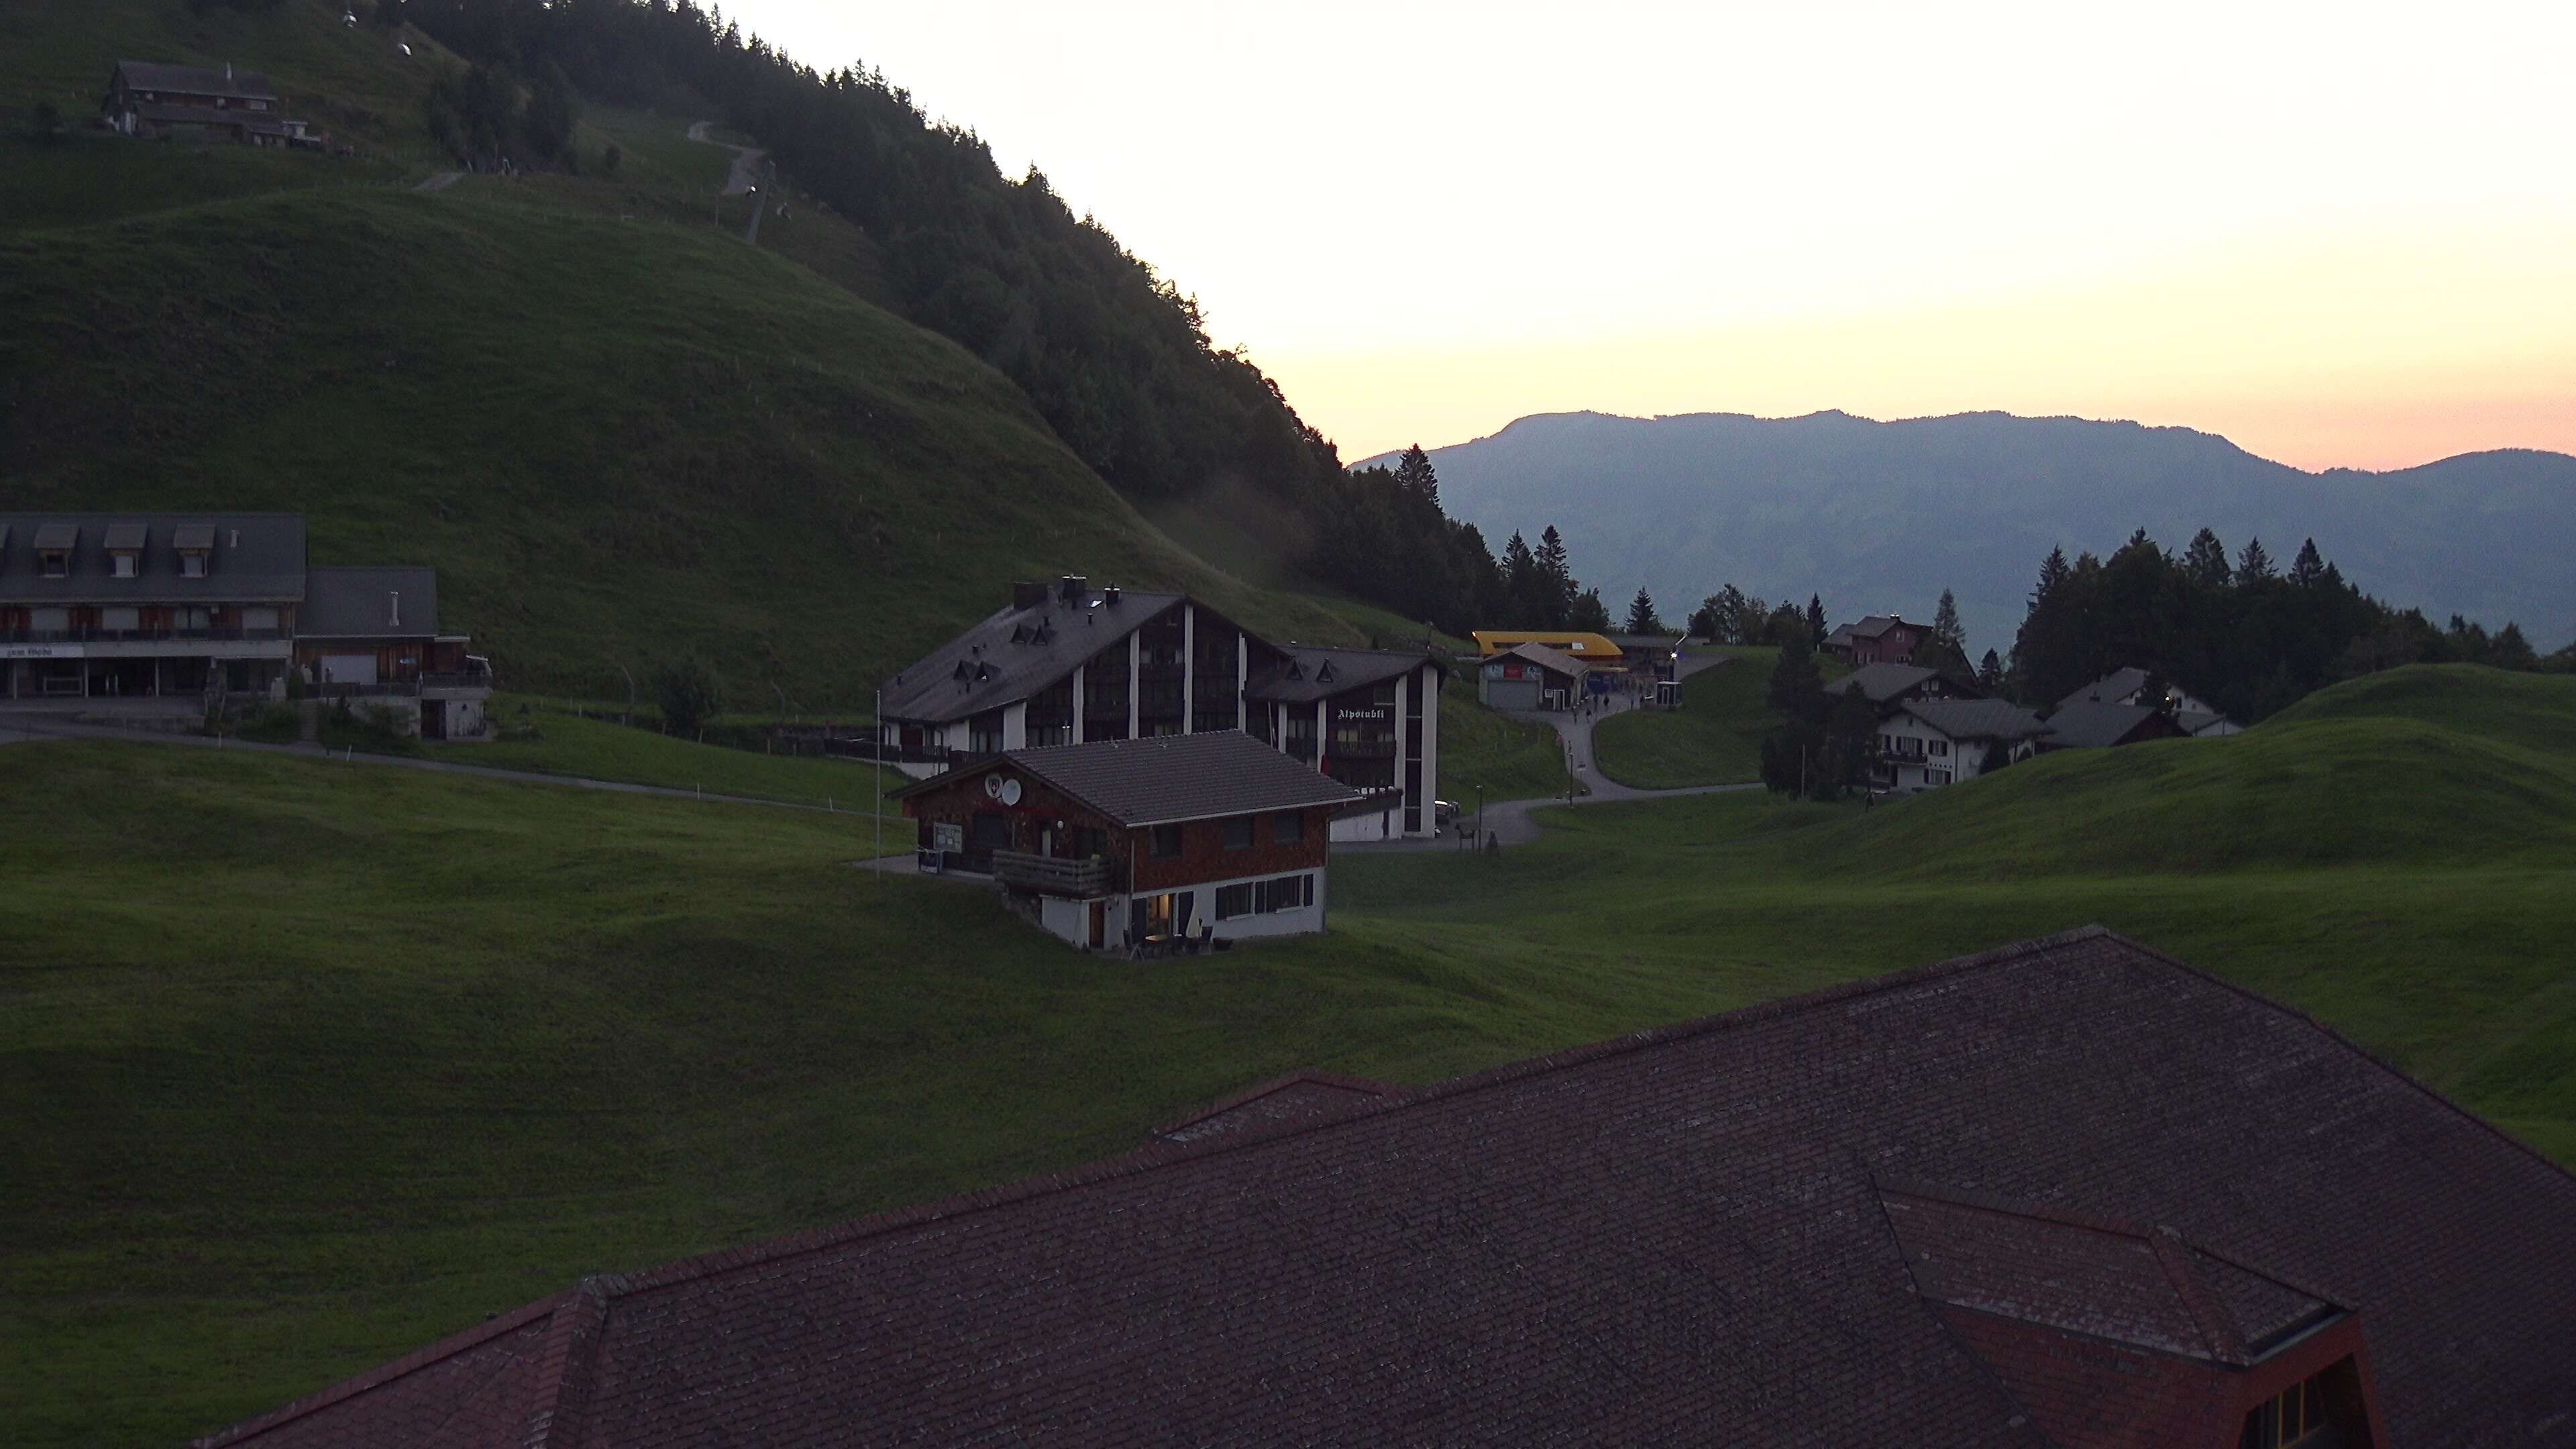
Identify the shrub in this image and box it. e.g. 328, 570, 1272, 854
655, 655, 725, 736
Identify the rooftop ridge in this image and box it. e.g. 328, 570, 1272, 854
2147, 1226, 2249, 1364
564, 927, 2129, 1315
189, 1291, 570, 1448
1150, 1069, 1405, 1140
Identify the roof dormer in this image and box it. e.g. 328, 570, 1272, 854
103, 521, 146, 579
172, 522, 215, 579
32, 522, 76, 578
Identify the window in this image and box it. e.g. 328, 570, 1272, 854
1928, 739, 1949, 757
101, 608, 140, 632
39, 551, 68, 579
1223, 815, 1255, 850
1273, 811, 1305, 845
2241, 1371, 2330, 1449
1216, 882, 1254, 920
110, 553, 138, 579
179, 552, 207, 579
1149, 824, 1183, 858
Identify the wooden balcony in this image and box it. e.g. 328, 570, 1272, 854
991, 849, 1114, 898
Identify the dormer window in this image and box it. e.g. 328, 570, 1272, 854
112, 553, 138, 578
103, 523, 146, 580
33, 523, 76, 578
173, 523, 215, 579
180, 553, 207, 578
40, 550, 70, 578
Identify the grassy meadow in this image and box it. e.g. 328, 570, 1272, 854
6, 665, 2571, 1445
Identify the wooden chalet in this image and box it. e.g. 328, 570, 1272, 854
890, 731, 1363, 952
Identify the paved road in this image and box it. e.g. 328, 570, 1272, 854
0, 716, 852, 815
688, 120, 767, 243
1346, 652, 1756, 852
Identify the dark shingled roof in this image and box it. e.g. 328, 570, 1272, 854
2042, 701, 2169, 749
2057, 667, 2157, 713
878, 588, 1197, 725
1243, 645, 1440, 704
895, 729, 1363, 827
1902, 698, 2048, 742
195, 928, 2576, 1449
113, 60, 281, 101
1824, 661, 1947, 703
0, 512, 305, 604
1487, 640, 1591, 679
1827, 614, 1913, 645
1152, 1071, 1403, 1144
301, 567, 440, 638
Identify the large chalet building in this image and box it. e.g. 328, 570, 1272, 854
193, 929, 2576, 1448
879, 576, 1444, 840
1821, 612, 1931, 665
0, 513, 490, 738
101, 60, 316, 148
891, 731, 1361, 951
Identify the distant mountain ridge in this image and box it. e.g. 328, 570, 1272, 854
1361, 411, 2576, 656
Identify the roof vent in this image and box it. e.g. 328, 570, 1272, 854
1283, 661, 1303, 681
1103, 586, 1122, 606
1316, 661, 1337, 683
952, 661, 971, 682
975, 662, 994, 683
1010, 625, 1032, 645
1059, 574, 1088, 604
388, 590, 400, 629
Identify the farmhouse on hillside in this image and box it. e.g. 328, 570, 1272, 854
890, 731, 1362, 951
0, 513, 491, 737
1874, 698, 2050, 792
1821, 612, 1929, 665
1823, 660, 1981, 710
2040, 700, 2192, 753
2060, 665, 2243, 737
100, 61, 315, 147
878, 576, 1444, 839
192, 929, 2576, 1448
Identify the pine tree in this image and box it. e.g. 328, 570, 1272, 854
1393, 445, 1440, 511
1568, 587, 1612, 631
2288, 537, 2326, 587
1536, 527, 1575, 627
1978, 649, 2004, 693
1931, 589, 1966, 659
2496, 623, 2538, 669
1625, 587, 1662, 635
1501, 532, 1540, 625
1806, 594, 1827, 649
2236, 537, 2275, 584
2182, 528, 2231, 588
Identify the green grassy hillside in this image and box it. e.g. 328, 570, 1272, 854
0, 184, 1364, 704
8, 665, 2569, 1446
1591, 645, 1850, 788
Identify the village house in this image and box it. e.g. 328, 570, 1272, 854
1469, 628, 1624, 664
297, 568, 495, 741
2040, 700, 2192, 753
2059, 665, 2242, 737
890, 731, 1362, 951
1874, 698, 2049, 792
194, 929, 2576, 1448
879, 578, 1444, 839
1823, 659, 1982, 710
1821, 612, 1929, 665
0, 513, 490, 739
1476, 640, 1589, 710
100, 61, 315, 147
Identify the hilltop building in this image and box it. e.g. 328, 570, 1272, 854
0, 513, 490, 737
1477, 641, 1590, 710
879, 578, 1443, 839
101, 60, 315, 147
1874, 698, 2049, 791
193, 928, 2576, 1447
1821, 613, 1929, 665
1469, 628, 1623, 663
891, 731, 1361, 951
2060, 666, 2242, 737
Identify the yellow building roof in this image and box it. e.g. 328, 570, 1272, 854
1470, 630, 1625, 661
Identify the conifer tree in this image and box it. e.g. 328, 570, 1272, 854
1536, 527, 1575, 627
1393, 445, 1440, 511
2182, 529, 2232, 588
1568, 587, 1613, 632
1806, 594, 1828, 648
1931, 589, 1967, 660
1625, 587, 1663, 635
2236, 537, 2275, 584
2289, 537, 2326, 586
1978, 649, 2005, 693
2496, 623, 2538, 669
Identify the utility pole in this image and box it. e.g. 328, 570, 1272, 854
873, 686, 882, 881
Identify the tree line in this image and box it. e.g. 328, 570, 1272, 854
402, 0, 1519, 636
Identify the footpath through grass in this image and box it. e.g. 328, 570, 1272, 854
6, 665, 2571, 1445
1592, 645, 1850, 788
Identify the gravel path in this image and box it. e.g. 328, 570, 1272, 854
688, 119, 768, 242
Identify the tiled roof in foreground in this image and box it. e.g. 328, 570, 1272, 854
196, 929, 2576, 1448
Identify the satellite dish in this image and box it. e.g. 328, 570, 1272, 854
1000, 779, 1022, 806
983, 773, 1004, 800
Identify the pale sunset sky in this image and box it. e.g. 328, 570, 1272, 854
722, 1, 2575, 470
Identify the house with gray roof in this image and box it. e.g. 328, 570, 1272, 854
101, 61, 315, 148
881, 578, 1444, 839
2059, 666, 2240, 737
2040, 700, 2190, 753
1825, 660, 1982, 710
1876, 697, 2050, 792
890, 731, 1364, 950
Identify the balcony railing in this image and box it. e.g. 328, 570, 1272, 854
991, 849, 1115, 898
419, 670, 496, 692
0, 626, 290, 643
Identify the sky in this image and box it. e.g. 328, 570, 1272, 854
720, 1, 2576, 470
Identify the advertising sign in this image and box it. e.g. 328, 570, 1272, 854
932, 822, 965, 854
0, 643, 80, 660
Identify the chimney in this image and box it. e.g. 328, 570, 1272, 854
389, 591, 400, 629
1103, 586, 1122, 607
1012, 580, 1047, 610
1059, 574, 1087, 605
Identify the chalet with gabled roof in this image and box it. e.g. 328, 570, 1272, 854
879, 577, 1444, 839
191, 928, 2576, 1447
101, 60, 315, 147
1822, 612, 1929, 665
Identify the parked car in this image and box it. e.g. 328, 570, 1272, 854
1434, 800, 1460, 834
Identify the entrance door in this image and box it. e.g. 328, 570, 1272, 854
1087, 901, 1106, 949
423, 701, 447, 741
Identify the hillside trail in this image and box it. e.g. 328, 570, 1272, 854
1348, 651, 1756, 852
413, 170, 463, 193
688, 119, 767, 242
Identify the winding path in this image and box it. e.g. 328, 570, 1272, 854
687, 119, 767, 243
1348, 651, 1755, 851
